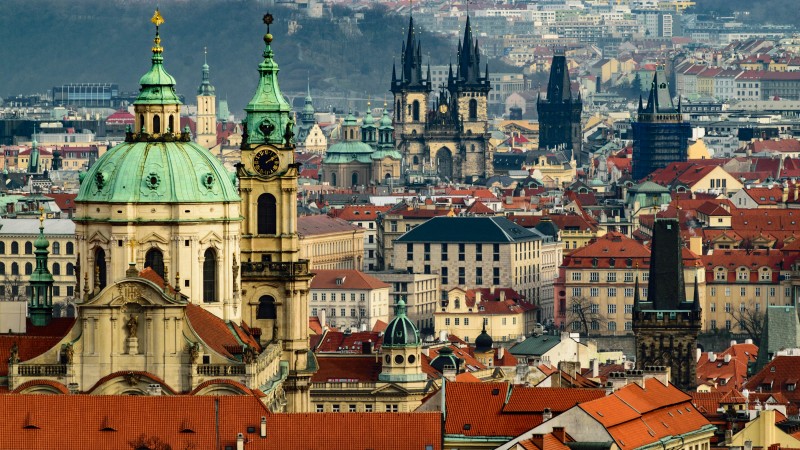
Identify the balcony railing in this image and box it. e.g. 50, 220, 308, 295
241, 260, 310, 278
17, 364, 67, 376
196, 364, 246, 376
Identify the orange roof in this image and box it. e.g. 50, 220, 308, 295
185, 304, 260, 360
696, 343, 758, 392
465, 200, 496, 215
312, 354, 381, 382
0, 318, 75, 376
297, 215, 362, 237
328, 205, 391, 222
503, 387, 605, 413
562, 232, 650, 269
310, 270, 389, 290
578, 378, 710, 450
313, 331, 382, 353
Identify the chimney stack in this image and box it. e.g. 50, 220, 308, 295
543, 408, 553, 422
531, 434, 545, 450
709, 352, 716, 362
260, 416, 267, 438
475, 290, 482, 303
553, 427, 566, 443
237, 433, 245, 450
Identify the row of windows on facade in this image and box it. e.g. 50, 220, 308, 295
0, 241, 74, 255
708, 286, 786, 298
572, 271, 649, 282
311, 308, 366, 318
312, 292, 368, 302
0, 261, 74, 276
438, 266, 502, 285
316, 404, 402, 413
0, 285, 75, 298
444, 317, 501, 327
409, 243, 503, 262
570, 320, 632, 332
395, 99, 480, 122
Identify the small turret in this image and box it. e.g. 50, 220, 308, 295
29, 210, 54, 326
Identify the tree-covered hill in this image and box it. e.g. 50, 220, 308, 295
689, 0, 800, 26
0, 0, 467, 114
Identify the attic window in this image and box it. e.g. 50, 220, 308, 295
491, 388, 500, 395
596, 411, 604, 417
100, 426, 117, 432
336, 278, 345, 285
463, 424, 471, 431
23, 424, 40, 430
771, 366, 776, 372
180, 428, 195, 434
247, 426, 257, 433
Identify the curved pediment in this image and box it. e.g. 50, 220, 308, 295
81, 278, 185, 308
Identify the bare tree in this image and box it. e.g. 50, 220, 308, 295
566, 297, 607, 336
1, 274, 25, 302
726, 302, 764, 346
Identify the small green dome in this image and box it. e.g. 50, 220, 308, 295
34, 222, 49, 250
379, 108, 393, 130
326, 141, 374, 155
474, 325, 493, 353
361, 109, 376, 129
383, 299, 420, 347
343, 110, 358, 127
430, 346, 462, 373
135, 40, 181, 105
76, 141, 240, 204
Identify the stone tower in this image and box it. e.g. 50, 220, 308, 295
237, 14, 314, 413
633, 217, 701, 390
537, 51, 582, 164
196, 48, 217, 149
632, 67, 691, 180
390, 16, 431, 142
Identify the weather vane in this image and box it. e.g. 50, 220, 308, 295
151, 9, 164, 29
263, 13, 274, 34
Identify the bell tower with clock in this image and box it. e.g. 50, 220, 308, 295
237, 14, 314, 413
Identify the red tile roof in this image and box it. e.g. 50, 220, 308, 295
311, 354, 381, 382
297, 214, 363, 237
562, 232, 650, 269
465, 200, 496, 215
579, 378, 711, 450
185, 304, 260, 360
503, 387, 605, 413
0, 394, 272, 450
310, 269, 389, 290
328, 205, 391, 222
745, 356, 800, 408
312, 330, 382, 353
696, 343, 758, 392
0, 318, 76, 376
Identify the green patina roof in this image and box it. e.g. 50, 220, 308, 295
135, 32, 181, 105
383, 299, 420, 347
630, 180, 669, 194
509, 333, 562, 357
343, 111, 358, 127
361, 109, 376, 129
371, 148, 402, 160
379, 108, 393, 130
242, 31, 292, 146
76, 141, 239, 204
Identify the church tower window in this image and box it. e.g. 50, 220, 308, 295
412, 100, 420, 121
202, 248, 217, 303
168, 115, 175, 132
153, 115, 161, 134
469, 99, 478, 120
144, 248, 165, 279
352, 172, 359, 187
94, 247, 107, 289
257, 194, 277, 235
257, 295, 277, 319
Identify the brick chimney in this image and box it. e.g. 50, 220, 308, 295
531, 434, 545, 450
553, 427, 566, 443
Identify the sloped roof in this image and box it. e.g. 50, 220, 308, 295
510, 333, 563, 357
310, 270, 389, 290
297, 214, 362, 237
311, 354, 381, 382
185, 304, 260, 360
0, 318, 75, 376
313, 330, 382, 353
696, 343, 758, 392
396, 216, 541, 243
503, 387, 605, 413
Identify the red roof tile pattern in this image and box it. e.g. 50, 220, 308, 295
518, 431, 573, 450
696, 343, 758, 391
189, 379, 256, 396
263, 412, 442, 450
328, 205, 391, 222
11, 379, 70, 394
562, 232, 650, 269
185, 304, 259, 360
297, 214, 363, 237
503, 387, 606, 413
312, 330, 383, 353
311, 354, 381, 382
579, 378, 710, 450
0, 318, 75, 376
85, 371, 178, 395
745, 356, 800, 410
310, 269, 389, 290
0, 394, 275, 450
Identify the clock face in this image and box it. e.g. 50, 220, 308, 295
253, 148, 280, 176
439, 104, 448, 114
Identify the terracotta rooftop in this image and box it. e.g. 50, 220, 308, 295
311, 354, 381, 382
0, 318, 76, 376
310, 269, 389, 290
328, 205, 391, 222
297, 214, 362, 237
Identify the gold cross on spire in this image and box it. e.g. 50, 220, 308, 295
151, 9, 164, 27
38, 206, 45, 227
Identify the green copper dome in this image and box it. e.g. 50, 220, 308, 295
361, 108, 376, 130
379, 108, 393, 130
383, 300, 420, 348
135, 29, 181, 105
430, 346, 462, 373
343, 110, 358, 127
76, 141, 239, 204
242, 30, 292, 146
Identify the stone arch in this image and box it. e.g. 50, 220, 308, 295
202, 247, 218, 303
257, 295, 277, 320
144, 248, 165, 279
412, 155, 419, 165
168, 115, 175, 133
436, 147, 453, 180
94, 247, 107, 290
139, 114, 145, 131
331, 172, 337, 187
153, 115, 161, 134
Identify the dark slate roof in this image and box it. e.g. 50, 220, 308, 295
395, 216, 542, 244
493, 153, 526, 171
754, 305, 800, 373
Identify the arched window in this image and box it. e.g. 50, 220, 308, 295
412, 100, 420, 121
0, 242, 5, 254
455, 298, 461, 309
153, 115, 161, 134
52, 242, 60, 255
11, 263, 19, 275
11, 242, 18, 254
139, 114, 144, 131
168, 115, 175, 133
257, 194, 277, 235
469, 99, 478, 120
396, 100, 401, 120
67, 263, 74, 276
25, 242, 33, 254
144, 248, 165, 279
352, 172, 359, 187
25, 262, 32, 275
0, 262, 4, 275
52, 263, 60, 275
66, 242, 74, 255
202, 248, 217, 303
413, 155, 419, 165
257, 295, 277, 319
95, 248, 107, 289
331, 172, 337, 187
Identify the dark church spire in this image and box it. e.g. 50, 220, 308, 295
391, 15, 430, 93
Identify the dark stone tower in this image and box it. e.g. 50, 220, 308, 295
633, 217, 701, 391
631, 67, 691, 180
537, 51, 582, 164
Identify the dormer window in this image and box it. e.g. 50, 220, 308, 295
335, 278, 344, 285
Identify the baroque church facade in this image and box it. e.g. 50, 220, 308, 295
1, 11, 313, 413
391, 17, 493, 184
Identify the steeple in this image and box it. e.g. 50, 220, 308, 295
692, 275, 701, 312
391, 16, 430, 93
451, 16, 490, 92
642, 67, 677, 115
545, 50, 572, 103
135, 9, 181, 107
29, 209, 54, 326
197, 47, 216, 96
633, 274, 641, 312
28, 127, 40, 174
242, 13, 292, 147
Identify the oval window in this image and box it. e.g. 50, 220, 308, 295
384, 354, 390, 364
408, 355, 416, 364
394, 355, 404, 364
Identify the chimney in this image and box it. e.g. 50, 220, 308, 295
443, 365, 457, 382
689, 236, 702, 255
745, 338, 753, 345
260, 416, 267, 438
543, 408, 553, 422
591, 358, 599, 378
558, 361, 578, 379
530, 434, 545, 450
319, 308, 327, 328
475, 291, 482, 303
237, 433, 245, 450
744, 441, 753, 450
724, 354, 731, 363
422, 347, 429, 357
498, 346, 506, 360
490, 286, 496, 295
439, 330, 448, 342
552, 427, 566, 443
709, 352, 716, 362
696, 347, 702, 362
731, 340, 737, 347
627, 369, 645, 388
500, 290, 506, 302
148, 384, 162, 396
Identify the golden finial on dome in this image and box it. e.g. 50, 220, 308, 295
38, 206, 45, 228
151, 9, 165, 54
